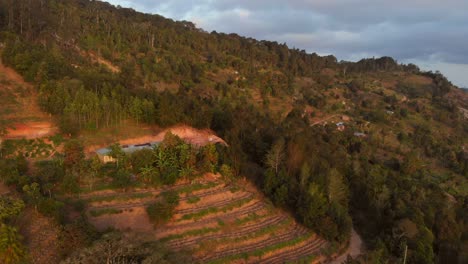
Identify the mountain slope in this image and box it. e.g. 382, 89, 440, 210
0, 1, 467, 263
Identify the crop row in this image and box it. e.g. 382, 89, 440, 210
80, 180, 220, 199
200, 224, 309, 262
176, 191, 253, 215
160, 201, 265, 234
167, 214, 288, 249
179, 196, 254, 221
85, 183, 227, 211
259, 237, 327, 264
204, 233, 314, 264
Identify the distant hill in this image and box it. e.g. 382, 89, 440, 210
0, 1, 467, 263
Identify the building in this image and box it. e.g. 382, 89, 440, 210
96, 141, 161, 163
354, 132, 367, 138
336, 122, 345, 131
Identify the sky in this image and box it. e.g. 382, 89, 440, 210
105, 0, 468, 88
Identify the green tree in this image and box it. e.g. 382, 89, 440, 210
220, 164, 234, 182
200, 144, 218, 173
327, 169, 348, 207
113, 169, 132, 190
0, 224, 27, 264
109, 143, 126, 168
0, 197, 25, 223
22, 183, 42, 211
139, 166, 160, 186
63, 139, 85, 173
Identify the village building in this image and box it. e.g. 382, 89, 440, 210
336, 122, 345, 131
354, 132, 367, 138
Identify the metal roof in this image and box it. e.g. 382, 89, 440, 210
96, 141, 161, 156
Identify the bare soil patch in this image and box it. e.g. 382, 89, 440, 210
18, 209, 61, 264
0, 181, 10, 194
86, 124, 227, 153
0, 62, 56, 139
329, 229, 364, 264
88, 206, 153, 233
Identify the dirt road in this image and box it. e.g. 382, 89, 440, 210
329, 228, 364, 264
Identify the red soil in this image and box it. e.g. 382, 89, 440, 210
88, 125, 227, 153
4, 122, 56, 139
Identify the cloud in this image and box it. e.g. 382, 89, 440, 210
105, 0, 468, 87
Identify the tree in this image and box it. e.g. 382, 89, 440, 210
265, 138, 285, 175
297, 183, 327, 229
109, 143, 126, 168
88, 156, 102, 191
0, 224, 27, 264
200, 144, 218, 173
146, 191, 179, 225
63, 139, 85, 173
327, 168, 348, 207
0, 197, 24, 223
139, 166, 160, 185
220, 164, 234, 182
113, 169, 132, 190
130, 149, 153, 174
300, 162, 311, 188
22, 182, 41, 211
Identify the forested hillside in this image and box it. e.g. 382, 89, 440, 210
0, 0, 467, 263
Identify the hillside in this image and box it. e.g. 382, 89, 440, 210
0, 62, 56, 138
73, 174, 328, 263
0, 1, 467, 264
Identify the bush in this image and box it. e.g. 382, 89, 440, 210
146, 191, 180, 225
112, 169, 132, 189
38, 198, 65, 223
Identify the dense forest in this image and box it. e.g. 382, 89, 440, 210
0, 0, 467, 263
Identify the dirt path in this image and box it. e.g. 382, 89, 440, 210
310, 114, 340, 126
329, 228, 364, 264
18, 209, 61, 264
0, 62, 31, 86
0, 182, 9, 195
0, 62, 56, 138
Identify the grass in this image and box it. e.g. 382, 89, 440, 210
159, 226, 221, 243
89, 208, 123, 217
287, 254, 316, 264
229, 186, 241, 193
79, 182, 116, 193
234, 212, 263, 225
160, 213, 265, 243
85, 192, 153, 203
180, 197, 253, 221
177, 181, 218, 194
199, 219, 292, 248
186, 196, 201, 204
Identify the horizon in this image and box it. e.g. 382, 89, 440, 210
105, 0, 468, 88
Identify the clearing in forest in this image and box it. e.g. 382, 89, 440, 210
0, 62, 56, 139
85, 124, 227, 154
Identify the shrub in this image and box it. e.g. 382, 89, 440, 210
146, 191, 180, 225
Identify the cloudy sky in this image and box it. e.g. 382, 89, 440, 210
105, 0, 468, 88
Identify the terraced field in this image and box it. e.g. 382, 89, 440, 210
80, 177, 328, 263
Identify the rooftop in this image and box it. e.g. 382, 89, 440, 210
96, 141, 161, 156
